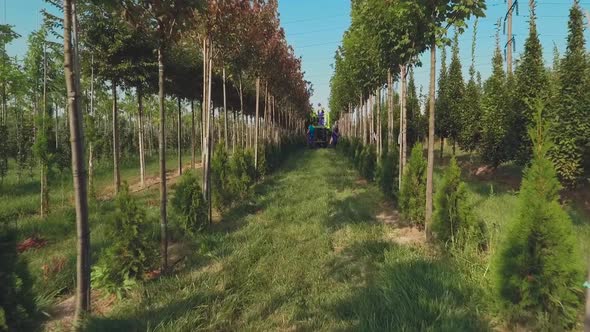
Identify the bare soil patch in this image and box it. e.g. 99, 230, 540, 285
98, 162, 201, 201
354, 178, 368, 186
44, 290, 116, 332
376, 202, 426, 247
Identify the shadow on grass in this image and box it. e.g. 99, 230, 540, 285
0, 179, 40, 197
85, 288, 226, 332
328, 238, 390, 285
323, 163, 382, 230
325, 193, 379, 230
331, 245, 491, 331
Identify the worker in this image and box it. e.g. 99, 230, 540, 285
307, 123, 315, 148
331, 126, 340, 147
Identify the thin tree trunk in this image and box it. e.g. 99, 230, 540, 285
254, 77, 260, 171
157, 45, 168, 273
177, 97, 182, 176
377, 88, 383, 160
401, 64, 407, 168
206, 57, 213, 224
40, 41, 49, 218
369, 94, 377, 146
399, 64, 406, 190
138, 86, 146, 187
55, 103, 59, 150
239, 76, 244, 149
191, 100, 196, 169
232, 110, 237, 153
112, 81, 120, 194
425, 43, 437, 242
88, 54, 94, 195
585, 264, 590, 331
360, 95, 364, 144
440, 137, 444, 160
223, 67, 228, 149
202, 38, 208, 196
64, 0, 91, 324
201, 39, 206, 166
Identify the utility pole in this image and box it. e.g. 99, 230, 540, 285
504, 0, 518, 74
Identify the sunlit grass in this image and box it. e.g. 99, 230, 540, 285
5, 143, 589, 329
1, 151, 195, 313
85, 149, 489, 331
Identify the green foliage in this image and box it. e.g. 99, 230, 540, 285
354, 140, 364, 170
459, 19, 482, 152
257, 145, 268, 179
172, 172, 208, 235
445, 32, 465, 149
15, 118, 35, 180
226, 148, 256, 201
512, 10, 548, 165
84, 149, 490, 331
494, 109, 584, 329
436, 47, 451, 141
0, 224, 37, 331
32, 113, 54, 171
338, 138, 378, 182
460, 75, 482, 152
359, 145, 376, 180
399, 143, 427, 227
433, 157, 485, 248
92, 185, 156, 297
264, 138, 302, 173
407, 70, 426, 147
480, 40, 511, 167
211, 142, 231, 211
0, 125, 8, 184
376, 147, 398, 198
550, 1, 589, 186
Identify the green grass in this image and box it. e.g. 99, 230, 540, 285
5, 143, 588, 330
85, 149, 489, 331
1, 151, 195, 310
435, 146, 590, 329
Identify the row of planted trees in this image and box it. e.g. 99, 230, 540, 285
1, 0, 311, 328
331, 0, 588, 330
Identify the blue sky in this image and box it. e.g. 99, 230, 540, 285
3, 0, 590, 112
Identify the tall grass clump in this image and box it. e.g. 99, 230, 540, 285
493, 109, 584, 330
172, 172, 208, 234
91, 185, 157, 297
350, 246, 489, 331
399, 143, 427, 227
433, 157, 486, 249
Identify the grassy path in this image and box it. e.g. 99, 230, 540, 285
86, 148, 489, 331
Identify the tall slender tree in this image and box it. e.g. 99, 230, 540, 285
480, 31, 511, 167
550, 0, 589, 186
121, 0, 202, 272
513, 1, 548, 165
435, 46, 449, 159
423, 0, 486, 241
459, 18, 482, 152
63, 0, 90, 325
445, 32, 465, 155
